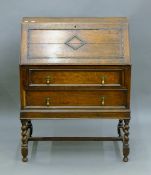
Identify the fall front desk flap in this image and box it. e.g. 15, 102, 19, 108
20, 17, 131, 65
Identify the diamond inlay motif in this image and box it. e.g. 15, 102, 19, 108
65, 35, 86, 50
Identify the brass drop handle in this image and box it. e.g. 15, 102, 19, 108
46, 97, 50, 106
46, 76, 51, 84
100, 96, 105, 105
101, 76, 105, 85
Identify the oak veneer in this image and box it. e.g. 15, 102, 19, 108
20, 17, 131, 162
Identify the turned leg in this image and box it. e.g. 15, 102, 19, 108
117, 119, 123, 137
28, 120, 33, 137
21, 120, 28, 162
123, 119, 130, 162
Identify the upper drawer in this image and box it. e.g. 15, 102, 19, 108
28, 68, 124, 87
20, 18, 131, 65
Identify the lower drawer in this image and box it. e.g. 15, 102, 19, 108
25, 90, 127, 108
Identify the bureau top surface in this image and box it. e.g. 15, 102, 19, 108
22, 17, 128, 24
20, 17, 131, 65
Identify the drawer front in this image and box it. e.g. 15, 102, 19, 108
25, 90, 127, 108
28, 68, 123, 87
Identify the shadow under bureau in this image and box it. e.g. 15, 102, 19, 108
20, 17, 131, 162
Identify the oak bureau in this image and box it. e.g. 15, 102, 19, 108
20, 17, 131, 162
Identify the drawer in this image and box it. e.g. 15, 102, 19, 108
28, 68, 123, 87
25, 90, 127, 108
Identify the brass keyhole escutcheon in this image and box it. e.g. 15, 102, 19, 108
46, 97, 50, 106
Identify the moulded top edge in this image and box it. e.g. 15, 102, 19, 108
22, 17, 128, 24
